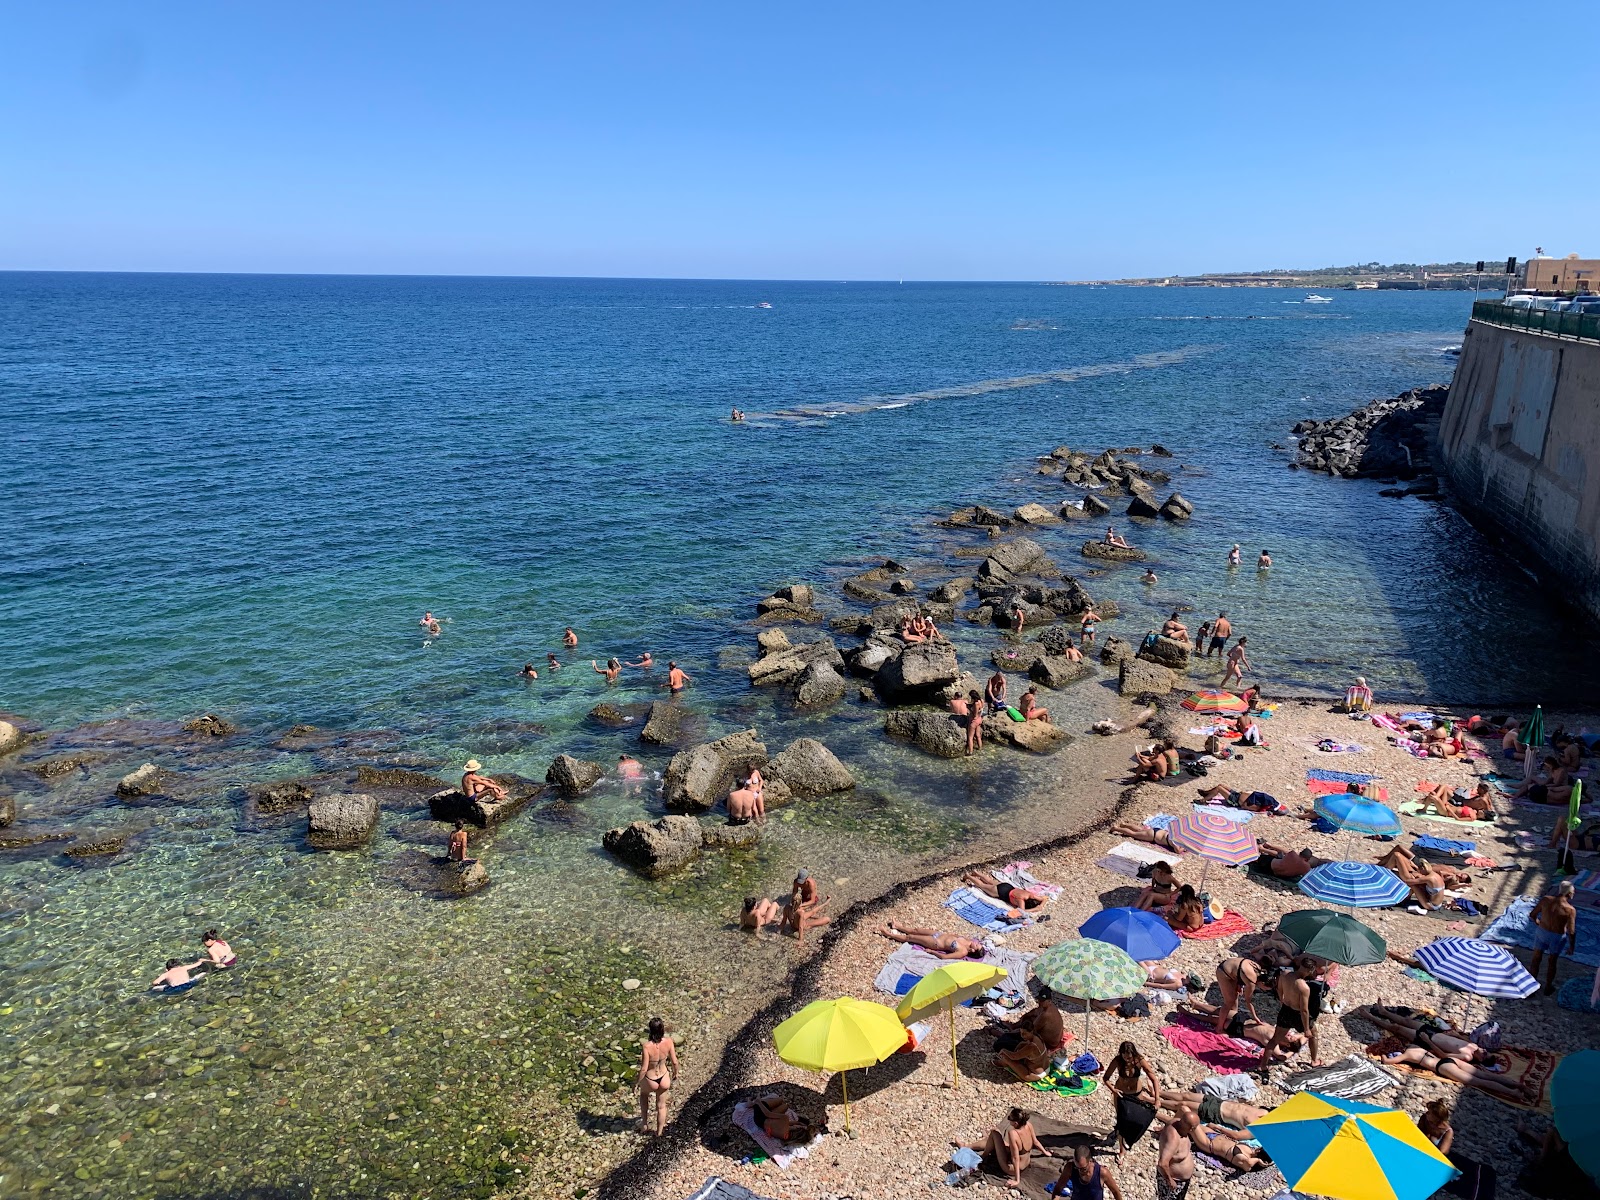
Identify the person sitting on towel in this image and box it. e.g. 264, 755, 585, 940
996, 1030, 1051, 1082
754, 1095, 824, 1143
1418, 781, 1493, 821
1137, 861, 1180, 912
1002, 992, 1069, 1053
1165, 886, 1205, 933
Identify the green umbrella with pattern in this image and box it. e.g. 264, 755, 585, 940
1032, 938, 1148, 1045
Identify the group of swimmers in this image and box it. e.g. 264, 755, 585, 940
738, 870, 831, 943
1226, 544, 1272, 569
150, 930, 236, 992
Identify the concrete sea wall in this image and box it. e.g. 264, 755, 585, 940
1438, 318, 1600, 620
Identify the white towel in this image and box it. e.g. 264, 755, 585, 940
732, 1100, 817, 1169
1097, 841, 1184, 877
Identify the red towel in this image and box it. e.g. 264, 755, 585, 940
1158, 1012, 1259, 1075
1307, 778, 1390, 801
1176, 910, 1254, 940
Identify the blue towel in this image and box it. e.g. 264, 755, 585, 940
943, 888, 1019, 933
1399, 711, 1436, 722
1308, 768, 1377, 784
1145, 813, 1177, 830
893, 972, 921, 995
1482, 895, 1600, 968
1402, 966, 1439, 984
1311, 816, 1339, 834
1557, 977, 1600, 1013
1415, 834, 1475, 854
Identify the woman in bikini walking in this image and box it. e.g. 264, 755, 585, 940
637, 1017, 679, 1135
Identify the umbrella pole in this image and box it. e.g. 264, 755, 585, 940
1084, 999, 1092, 1047
841, 1069, 850, 1135
949, 998, 958, 1089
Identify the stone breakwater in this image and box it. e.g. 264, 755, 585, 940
1290, 383, 1448, 492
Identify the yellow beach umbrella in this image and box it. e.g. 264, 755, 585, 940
896, 962, 1009, 1089
1250, 1091, 1457, 1200
772, 997, 907, 1133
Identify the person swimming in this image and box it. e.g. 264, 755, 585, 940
151, 958, 205, 992
617, 754, 644, 780
593, 658, 623, 683
625, 652, 654, 669
518, 663, 539, 679
545, 652, 562, 671
563, 627, 579, 648
666, 661, 691, 694
199, 929, 237, 968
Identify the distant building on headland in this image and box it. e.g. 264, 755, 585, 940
1057, 260, 1518, 290
1520, 253, 1599, 296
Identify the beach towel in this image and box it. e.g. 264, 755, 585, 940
1257, 704, 1279, 719
1482, 895, 1600, 968
943, 886, 1029, 933
1317, 740, 1366, 754
1193, 802, 1255, 823
1096, 842, 1184, 879
1402, 966, 1440, 984
1199, 1073, 1259, 1101
685, 1178, 777, 1200
873, 943, 940, 995
1365, 1040, 1558, 1112
1280, 1055, 1399, 1100
1557, 976, 1600, 1013
1177, 909, 1254, 940
1392, 737, 1430, 758
1145, 813, 1178, 831
1309, 768, 1377, 785
1370, 713, 1406, 734
993, 863, 1064, 901
1398, 800, 1494, 829
1415, 834, 1476, 855
1158, 1012, 1260, 1074
985, 1114, 1108, 1200
731, 1101, 819, 1168
1399, 711, 1437, 723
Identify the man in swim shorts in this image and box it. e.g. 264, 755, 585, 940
666, 662, 691, 694
151, 958, 206, 991
461, 760, 507, 803
1206, 612, 1231, 658
1529, 881, 1577, 992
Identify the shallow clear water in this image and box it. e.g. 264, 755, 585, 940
3, 275, 1596, 1197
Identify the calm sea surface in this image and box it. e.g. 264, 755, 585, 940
1, 274, 1595, 1198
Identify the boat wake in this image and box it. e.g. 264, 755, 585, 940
745, 345, 1214, 425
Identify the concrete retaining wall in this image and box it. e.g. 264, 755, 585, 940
1438, 319, 1600, 619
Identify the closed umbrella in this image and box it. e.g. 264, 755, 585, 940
1550, 1049, 1600, 1183
1279, 909, 1387, 966
1250, 1090, 1458, 1200
1299, 862, 1409, 909
1521, 705, 1545, 781
772, 997, 907, 1133
1033, 939, 1147, 1044
896, 962, 1009, 1089
1313, 792, 1403, 838
1414, 937, 1538, 999
1169, 808, 1258, 888
1560, 779, 1585, 874
1079, 907, 1181, 962
1181, 689, 1248, 713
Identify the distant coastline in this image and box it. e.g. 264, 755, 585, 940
1055, 260, 1514, 291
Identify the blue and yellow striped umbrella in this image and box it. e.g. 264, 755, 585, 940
1250, 1091, 1458, 1200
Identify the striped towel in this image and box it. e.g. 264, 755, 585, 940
1280, 1055, 1398, 1100
943, 887, 1027, 932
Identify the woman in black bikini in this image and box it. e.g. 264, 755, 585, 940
959, 872, 1046, 919
1211, 952, 1267, 1033
1136, 862, 1179, 912
1104, 1041, 1161, 1156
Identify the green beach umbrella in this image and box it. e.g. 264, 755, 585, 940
1519, 705, 1545, 749
1560, 779, 1585, 873
1032, 938, 1147, 1045
1551, 1049, 1600, 1183
1279, 909, 1387, 966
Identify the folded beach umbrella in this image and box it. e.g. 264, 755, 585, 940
1312, 792, 1403, 838
896, 961, 1008, 1089
772, 997, 906, 1133
1413, 937, 1538, 999
1279, 909, 1387, 965
1170, 808, 1258, 887
1551, 1050, 1600, 1183
1079, 906, 1181, 962
1032, 938, 1147, 1044
1299, 862, 1409, 909
1520, 704, 1545, 750
1181, 689, 1248, 713
1250, 1090, 1458, 1200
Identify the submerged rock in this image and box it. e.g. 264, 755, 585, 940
440, 858, 490, 895
253, 779, 315, 814
883, 710, 966, 759
0, 720, 21, 756
603, 815, 702, 878
663, 730, 767, 813
65, 832, 131, 859
546, 754, 603, 795
767, 737, 855, 796
588, 702, 633, 727
31, 753, 102, 780
182, 713, 236, 738
115, 763, 168, 798
0, 792, 13, 828
355, 765, 442, 790
306, 793, 379, 850
701, 820, 761, 850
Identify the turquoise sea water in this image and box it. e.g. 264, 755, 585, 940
3, 274, 1597, 1199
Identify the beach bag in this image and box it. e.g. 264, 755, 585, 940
1470, 1020, 1502, 1051
1186, 761, 1209, 777
1117, 994, 1150, 1019
1070, 1052, 1102, 1075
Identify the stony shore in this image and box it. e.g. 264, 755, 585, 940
601, 699, 1597, 1200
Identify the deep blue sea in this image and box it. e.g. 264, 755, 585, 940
3, 274, 1597, 1199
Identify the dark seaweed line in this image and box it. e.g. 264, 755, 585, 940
594, 777, 1146, 1198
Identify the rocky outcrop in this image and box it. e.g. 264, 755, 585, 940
603, 815, 703, 878
793, 661, 847, 708
1118, 658, 1174, 697
755, 584, 824, 624
65, 832, 131, 859
307, 793, 379, 850
767, 738, 855, 796
254, 779, 315, 814
1126, 494, 1161, 519
546, 754, 603, 795
115, 763, 168, 799
991, 643, 1045, 674
183, 714, 236, 738
663, 730, 767, 813
426, 782, 538, 828
977, 538, 1052, 582
930, 577, 972, 603
1030, 655, 1093, 689
1292, 384, 1448, 478
982, 715, 1071, 754
883, 710, 967, 758
1099, 635, 1135, 667
1138, 635, 1192, 671
640, 700, 682, 746
1082, 541, 1147, 562
0, 721, 22, 756
875, 642, 960, 703
355, 765, 443, 790
748, 636, 845, 687
1013, 503, 1057, 525
1159, 493, 1194, 521
439, 859, 490, 895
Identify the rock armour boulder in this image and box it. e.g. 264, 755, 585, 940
116, 763, 167, 798
793, 661, 847, 707
640, 700, 683, 745
1138, 635, 1192, 671
875, 642, 960, 703
1030, 655, 1093, 688
254, 780, 315, 814
663, 730, 767, 812
767, 738, 855, 795
603, 815, 703, 878
307, 793, 379, 850
1118, 658, 1174, 697
546, 754, 603, 795
883, 710, 967, 758
1082, 541, 1147, 562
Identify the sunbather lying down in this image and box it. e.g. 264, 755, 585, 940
1177, 999, 1304, 1056
1372, 1044, 1536, 1102
1156, 1089, 1270, 1130
753, 1094, 825, 1143
1111, 821, 1179, 852
1164, 1106, 1272, 1172
960, 872, 1048, 919
876, 923, 986, 960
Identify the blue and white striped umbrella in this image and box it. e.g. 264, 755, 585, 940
1415, 937, 1538, 999
1299, 861, 1410, 908
1313, 792, 1403, 837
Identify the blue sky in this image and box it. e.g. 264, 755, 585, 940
2, 3, 1594, 280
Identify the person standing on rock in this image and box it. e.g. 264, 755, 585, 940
1222, 637, 1250, 689
637, 1017, 679, 1136
951, 689, 983, 755
665, 661, 691, 694
461, 760, 507, 804
1205, 612, 1231, 658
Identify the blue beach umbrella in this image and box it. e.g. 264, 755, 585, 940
1414, 937, 1538, 999
1313, 792, 1403, 838
1078, 906, 1181, 962
1299, 861, 1410, 909
1251, 1090, 1458, 1200
1551, 1050, 1600, 1183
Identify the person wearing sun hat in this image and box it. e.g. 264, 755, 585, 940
461, 759, 506, 803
